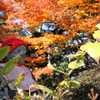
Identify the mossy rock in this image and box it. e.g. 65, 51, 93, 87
67, 67, 100, 100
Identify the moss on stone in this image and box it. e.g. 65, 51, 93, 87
67, 67, 100, 100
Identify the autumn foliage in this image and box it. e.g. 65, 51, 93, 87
3, 0, 100, 33
0, 0, 100, 80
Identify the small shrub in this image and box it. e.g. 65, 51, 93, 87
67, 67, 100, 100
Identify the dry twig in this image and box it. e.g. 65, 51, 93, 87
88, 88, 99, 100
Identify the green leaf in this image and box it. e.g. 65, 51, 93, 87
70, 81, 80, 88
93, 30, 100, 41
0, 67, 4, 75
68, 60, 84, 69
0, 66, 3, 70
0, 46, 10, 61
67, 51, 84, 61
80, 42, 100, 63
48, 61, 69, 77
59, 80, 80, 88
54, 68, 69, 77
59, 80, 70, 88
3, 79, 15, 85
2, 56, 21, 75
30, 84, 53, 93
64, 81, 70, 87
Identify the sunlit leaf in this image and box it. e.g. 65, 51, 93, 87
47, 61, 57, 70
68, 60, 84, 69
80, 42, 100, 63
93, 30, 100, 41
64, 81, 70, 87
30, 84, 53, 93
59, 80, 66, 86
66, 51, 84, 61
60, 80, 80, 88
17, 88, 26, 96
96, 24, 100, 30
13, 73, 25, 89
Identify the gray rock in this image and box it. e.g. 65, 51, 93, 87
0, 75, 16, 100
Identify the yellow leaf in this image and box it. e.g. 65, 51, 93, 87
96, 24, 100, 29
80, 42, 100, 63
93, 30, 100, 41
